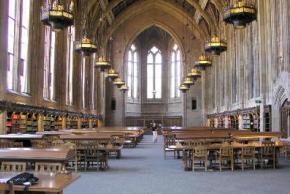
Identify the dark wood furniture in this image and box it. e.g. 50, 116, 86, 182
0, 148, 75, 163
0, 172, 80, 194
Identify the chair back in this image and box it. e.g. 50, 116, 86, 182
1, 162, 26, 172
262, 142, 275, 155
35, 162, 63, 173
242, 146, 255, 156
111, 135, 125, 145
164, 134, 176, 147
220, 146, 233, 157
194, 146, 208, 157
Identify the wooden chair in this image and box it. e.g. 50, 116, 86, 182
35, 162, 63, 173
280, 144, 290, 160
240, 146, 256, 171
192, 146, 208, 172
123, 133, 136, 148
54, 141, 77, 171
83, 143, 108, 171
51, 139, 65, 147
31, 140, 50, 148
163, 134, 176, 159
110, 135, 125, 147
218, 146, 234, 171
260, 142, 276, 169
1, 162, 26, 172
0, 141, 23, 148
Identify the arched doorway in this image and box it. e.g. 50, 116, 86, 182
280, 100, 290, 138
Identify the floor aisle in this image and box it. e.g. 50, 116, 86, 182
65, 135, 290, 194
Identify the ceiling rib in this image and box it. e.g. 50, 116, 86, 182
99, 0, 114, 25
186, 0, 218, 33
103, 0, 207, 44
194, 0, 209, 23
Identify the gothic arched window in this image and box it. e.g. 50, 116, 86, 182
127, 44, 138, 98
147, 46, 162, 99
170, 44, 181, 98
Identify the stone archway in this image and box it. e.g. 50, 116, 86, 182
105, 7, 203, 127
272, 71, 290, 133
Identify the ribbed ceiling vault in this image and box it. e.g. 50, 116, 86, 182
82, 0, 223, 47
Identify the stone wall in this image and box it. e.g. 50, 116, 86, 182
0, 0, 101, 132
204, 0, 290, 132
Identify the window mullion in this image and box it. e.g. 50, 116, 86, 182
47, 31, 50, 99
132, 52, 134, 98
13, 0, 22, 92
175, 54, 178, 98
153, 54, 156, 99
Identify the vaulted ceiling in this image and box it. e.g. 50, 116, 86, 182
78, 0, 225, 47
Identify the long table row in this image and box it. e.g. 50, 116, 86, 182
0, 127, 145, 193
162, 127, 287, 171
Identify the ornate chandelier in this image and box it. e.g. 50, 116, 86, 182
41, 0, 74, 31
107, 68, 119, 81
205, 36, 227, 55
113, 78, 125, 88
194, 54, 212, 70
75, 36, 97, 56
224, 0, 257, 29
179, 84, 189, 93
187, 68, 202, 80
95, 57, 111, 72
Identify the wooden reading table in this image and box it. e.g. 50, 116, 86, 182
0, 134, 44, 147
0, 172, 80, 194
0, 148, 75, 163
0, 134, 44, 140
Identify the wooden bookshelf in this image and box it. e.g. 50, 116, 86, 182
217, 117, 224, 128
5, 112, 13, 133
55, 116, 64, 130
229, 115, 239, 129
92, 119, 98, 128
26, 113, 38, 133
6, 112, 26, 133
43, 115, 56, 131
81, 118, 89, 128
5, 112, 36, 133
209, 119, 214, 127
66, 117, 78, 129
242, 114, 253, 130
264, 106, 271, 132
252, 113, 260, 132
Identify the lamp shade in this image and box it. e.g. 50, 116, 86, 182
113, 78, 125, 88
224, 0, 257, 29
107, 68, 119, 80
75, 36, 97, 56
205, 36, 227, 55
187, 68, 202, 80
119, 84, 129, 93
179, 84, 189, 93
41, 1, 74, 31
194, 54, 212, 70
95, 57, 111, 72
183, 77, 194, 86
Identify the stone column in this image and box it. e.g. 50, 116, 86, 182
201, 71, 206, 125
